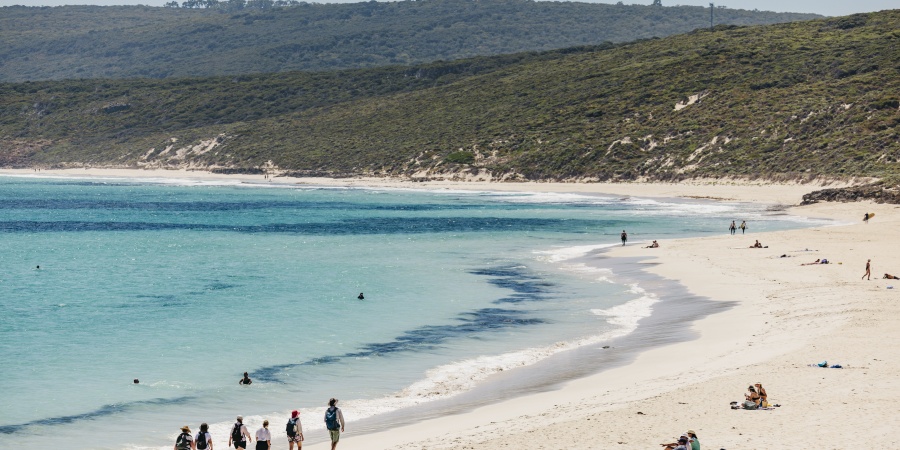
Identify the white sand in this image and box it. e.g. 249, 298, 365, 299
303, 201, 900, 449
4, 168, 896, 448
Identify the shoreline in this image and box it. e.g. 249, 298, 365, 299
0, 167, 845, 205
308, 203, 900, 449
4, 168, 897, 448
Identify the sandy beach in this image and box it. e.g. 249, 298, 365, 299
3, 168, 897, 449
305, 192, 898, 449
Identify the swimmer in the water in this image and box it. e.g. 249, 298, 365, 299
357, 293, 364, 300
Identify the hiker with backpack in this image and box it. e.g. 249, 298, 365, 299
324, 398, 345, 450
228, 416, 252, 450
254, 420, 271, 450
174, 425, 195, 450
286, 410, 304, 450
196, 423, 213, 450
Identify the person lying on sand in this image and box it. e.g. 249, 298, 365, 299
801, 258, 829, 265
884, 273, 899, 279
645, 240, 659, 248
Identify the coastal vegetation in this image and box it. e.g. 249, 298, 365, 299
0, 1, 819, 82
0, 10, 898, 196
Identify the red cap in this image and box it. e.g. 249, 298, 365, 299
291, 410, 299, 418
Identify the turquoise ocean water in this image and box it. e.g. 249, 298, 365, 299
0, 175, 819, 449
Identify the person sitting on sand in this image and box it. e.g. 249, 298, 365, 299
884, 273, 900, 280
755, 383, 768, 408
660, 436, 690, 450
685, 430, 700, 450
750, 240, 763, 248
646, 240, 659, 248
743, 385, 760, 409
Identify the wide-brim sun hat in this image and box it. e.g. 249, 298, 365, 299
292, 410, 299, 418
181, 425, 191, 433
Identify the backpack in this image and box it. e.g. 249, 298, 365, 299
286, 418, 298, 437
232, 422, 243, 442
196, 431, 208, 450
325, 407, 340, 430
175, 432, 191, 450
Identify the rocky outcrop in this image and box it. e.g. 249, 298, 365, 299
802, 183, 900, 205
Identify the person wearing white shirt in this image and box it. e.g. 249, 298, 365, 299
255, 420, 271, 450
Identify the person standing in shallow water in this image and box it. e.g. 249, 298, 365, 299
239, 372, 252, 385
740, 220, 747, 234
620, 230, 628, 246
729, 220, 737, 235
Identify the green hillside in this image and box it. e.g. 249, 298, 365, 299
0, 1, 820, 82
1, 11, 898, 188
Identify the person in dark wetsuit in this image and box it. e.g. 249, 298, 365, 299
357, 293, 364, 300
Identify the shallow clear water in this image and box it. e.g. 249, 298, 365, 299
0, 176, 819, 449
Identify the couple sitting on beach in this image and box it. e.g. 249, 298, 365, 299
733, 383, 768, 410
645, 240, 659, 248
660, 430, 699, 450
749, 240, 766, 248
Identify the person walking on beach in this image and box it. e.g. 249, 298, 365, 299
620, 230, 628, 246
196, 423, 213, 450
175, 425, 195, 450
729, 220, 737, 235
324, 398, 345, 450
254, 420, 271, 450
864, 212, 870, 224
229, 416, 252, 450
239, 372, 252, 385
740, 220, 747, 234
287, 410, 303, 450
862, 259, 872, 280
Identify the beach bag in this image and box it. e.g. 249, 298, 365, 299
232, 423, 243, 442
175, 432, 191, 450
196, 432, 208, 450
325, 407, 340, 430
743, 400, 759, 410
286, 418, 298, 437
